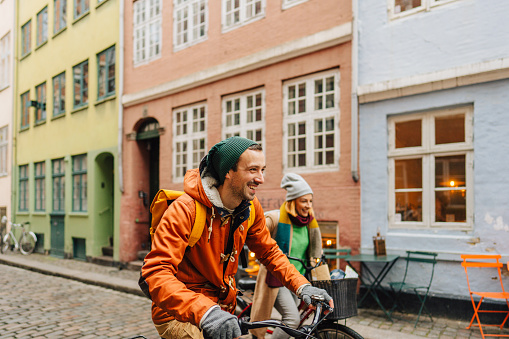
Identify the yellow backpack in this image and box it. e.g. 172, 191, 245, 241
149, 189, 256, 247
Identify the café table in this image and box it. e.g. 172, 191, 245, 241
345, 253, 400, 321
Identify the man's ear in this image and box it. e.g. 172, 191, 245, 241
224, 170, 232, 181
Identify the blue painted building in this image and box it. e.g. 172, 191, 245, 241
356, 0, 509, 301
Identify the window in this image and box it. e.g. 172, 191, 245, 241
74, 0, 90, 19
222, 0, 265, 31
222, 89, 264, 147
389, 0, 457, 19
0, 32, 10, 89
0, 126, 7, 176
174, 0, 207, 50
21, 20, 31, 57
282, 0, 308, 10
35, 82, 46, 123
388, 107, 473, 230
173, 103, 207, 181
53, 72, 66, 117
72, 154, 87, 212
19, 165, 29, 212
37, 7, 48, 46
20, 91, 30, 129
73, 60, 88, 108
97, 46, 115, 100
133, 0, 162, 65
54, 0, 67, 33
283, 70, 340, 171
34, 161, 45, 212
52, 158, 65, 212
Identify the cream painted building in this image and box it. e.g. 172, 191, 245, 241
14, 0, 121, 261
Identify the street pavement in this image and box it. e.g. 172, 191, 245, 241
1, 252, 508, 339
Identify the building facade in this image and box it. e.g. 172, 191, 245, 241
357, 0, 509, 300
0, 0, 14, 223
120, 0, 359, 263
14, 0, 121, 260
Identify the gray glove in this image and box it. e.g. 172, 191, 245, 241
300, 285, 333, 307
202, 307, 241, 339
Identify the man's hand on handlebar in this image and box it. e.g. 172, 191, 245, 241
300, 285, 334, 314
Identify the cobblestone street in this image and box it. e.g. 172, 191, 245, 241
0, 263, 159, 339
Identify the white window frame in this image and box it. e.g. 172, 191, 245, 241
173, 102, 207, 182
222, 88, 265, 149
133, 0, 162, 66
282, 0, 308, 10
282, 69, 340, 173
0, 32, 10, 90
387, 106, 474, 231
0, 126, 8, 176
222, 0, 265, 33
173, 0, 208, 51
389, 0, 458, 20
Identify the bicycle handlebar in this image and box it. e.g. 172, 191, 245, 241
238, 295, 331, 339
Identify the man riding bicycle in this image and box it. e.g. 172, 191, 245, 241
139, 137, 333, 339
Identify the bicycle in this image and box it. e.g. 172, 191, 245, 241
1, 216, 37, 255
236, 255, 364, 339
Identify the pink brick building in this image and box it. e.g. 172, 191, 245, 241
120, 0, 358, 264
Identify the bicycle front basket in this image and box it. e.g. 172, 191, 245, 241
311, 278, 358, 320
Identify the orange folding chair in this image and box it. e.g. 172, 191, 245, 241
461, 254, 509, 338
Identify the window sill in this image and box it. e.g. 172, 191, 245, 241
35, 40, 48, 51
96, 0, 111, 10
52, 112, 66, 121
95, 94, 116, 106
0, 84, 10, 93
16, 211, 29, 216
71, 105, 88, 114
72, 11, 90, 26
20, 52, 31, 61
35, 119, 47, 127
19, 126, 30, 132
69, 212, 88, 217
33, 211, 47, 216
52, 27, 67, 39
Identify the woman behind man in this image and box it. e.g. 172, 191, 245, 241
250, 173, 323, 339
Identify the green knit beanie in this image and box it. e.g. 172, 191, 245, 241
206, 136, 258, 184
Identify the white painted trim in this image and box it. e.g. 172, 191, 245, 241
358, 57, 509, 103
122, 23, 352, 107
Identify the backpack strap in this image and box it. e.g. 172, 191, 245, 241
188, 201, 207, 247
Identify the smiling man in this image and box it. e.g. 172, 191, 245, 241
140, 137, 332, 339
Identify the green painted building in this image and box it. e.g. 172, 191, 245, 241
14, 0, 121, 261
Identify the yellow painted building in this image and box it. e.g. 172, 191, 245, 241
14, 0, 121, 261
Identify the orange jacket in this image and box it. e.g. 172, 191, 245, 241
140, 169, 309, 326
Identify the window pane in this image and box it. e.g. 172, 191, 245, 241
395, 192, 422, 221
435, 190, 466, 223
435, 114, 465, 145
395, 158, 422, 189
395, 119, 421, 148
394, 0, 422, 14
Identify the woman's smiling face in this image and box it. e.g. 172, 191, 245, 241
295, 194, 313, 217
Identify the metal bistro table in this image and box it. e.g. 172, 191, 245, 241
345, 254, 400, 321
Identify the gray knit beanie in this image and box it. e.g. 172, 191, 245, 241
281, 173, 313, 201
205, 136, 258, 185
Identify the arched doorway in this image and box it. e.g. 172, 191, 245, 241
135, 118, 160, 254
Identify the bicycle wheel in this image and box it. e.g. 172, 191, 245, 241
1, 233, 12, 253
19, 231, 37, 255
315, 322, 364, 339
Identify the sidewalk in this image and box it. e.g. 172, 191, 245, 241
1, 252, 507, 339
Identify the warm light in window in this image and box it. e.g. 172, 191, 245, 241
326, 240, 332, 246
449, 181, 455, 187
249, 251, 255, 258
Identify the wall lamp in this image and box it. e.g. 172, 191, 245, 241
30, 100, 46, 110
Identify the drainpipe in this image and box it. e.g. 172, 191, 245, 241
118, 0, 125, 193
351, 0, 359, 183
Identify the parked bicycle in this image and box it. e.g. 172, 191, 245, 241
236, 255, 364, 339
1, 216, 37, 255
